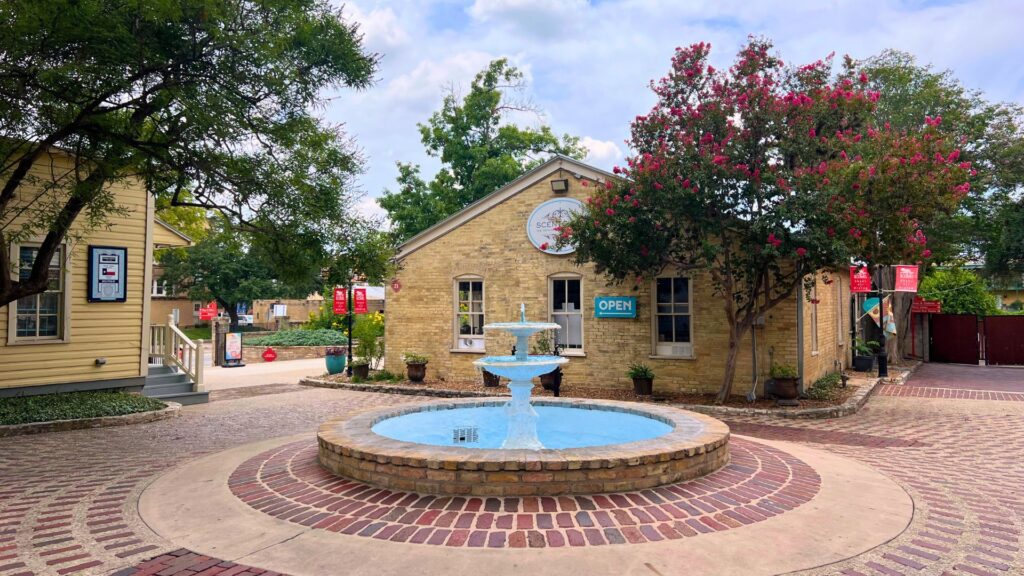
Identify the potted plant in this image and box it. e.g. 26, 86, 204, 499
403, 353, 428, 383
852, 338, 879, 372
770, 363, 800, 405
350, 359, 370, 379
324, 346, 346, 375
481, 369, 501, 387
627, 362, 655, 396
531, 331, 560, 391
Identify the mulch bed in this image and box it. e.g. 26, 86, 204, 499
317, 373, 858, 410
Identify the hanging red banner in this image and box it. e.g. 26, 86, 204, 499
354, 288, 368, 314
894, 265, 919, 292
333, 287, 347, 315
850, 266, 872, 293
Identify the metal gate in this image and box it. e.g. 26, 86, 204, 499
984, 316, 1024, 365
929, 314, 980, 364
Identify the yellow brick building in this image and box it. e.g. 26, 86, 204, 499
1, 151, 156, 396
384, 156, 851, 397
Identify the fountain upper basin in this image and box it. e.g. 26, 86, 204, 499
473, 355, 568, 380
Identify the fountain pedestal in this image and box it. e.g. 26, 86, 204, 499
473, 304, 567, 450
504, 381, 542, 449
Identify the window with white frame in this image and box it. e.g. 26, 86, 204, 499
12, 245, 67, 341
810, 284, 819, 353
654, 277, 692, 357
835, 281, 844, 347
550, 276, 583, 350
455, 278, 484, 350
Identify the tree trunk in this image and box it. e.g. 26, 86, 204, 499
716, 325, 745, 404
226, 305, 240, 332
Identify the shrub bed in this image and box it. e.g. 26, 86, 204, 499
0, 391, 166, 425
245, 329, 347, 347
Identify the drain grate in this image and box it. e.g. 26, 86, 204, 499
452, 426, 479, 444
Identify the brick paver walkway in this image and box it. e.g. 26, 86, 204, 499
1, 365, 1022, 575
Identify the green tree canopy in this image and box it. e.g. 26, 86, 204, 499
562, 39, 969, 401
856, 50, 1024, 264
0, 0, 377, 307
158, 224, 319, 329
919, 268, 999, 316
379, 59, 586, 241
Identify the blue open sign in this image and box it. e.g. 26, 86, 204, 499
594, 296, 637, 318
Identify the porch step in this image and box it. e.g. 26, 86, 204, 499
153, 391, 210, 406
143, 365, 208, 404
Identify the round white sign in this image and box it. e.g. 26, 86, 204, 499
526, 198, 583, 255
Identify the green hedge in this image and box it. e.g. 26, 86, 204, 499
0, 391, 166, 426
244, 329, 347, 347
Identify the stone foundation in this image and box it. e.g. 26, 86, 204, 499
317, 398, 730, 497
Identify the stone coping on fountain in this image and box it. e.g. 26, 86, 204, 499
317, 397, 730, 497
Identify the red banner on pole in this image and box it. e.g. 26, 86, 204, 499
199, 300, 218, 321
894, 265, 919, 292
333, 287, 347, 315
354, 288, 368, 314
850, 266, 872, 293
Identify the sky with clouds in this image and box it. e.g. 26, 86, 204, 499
324, 0, 1024, 221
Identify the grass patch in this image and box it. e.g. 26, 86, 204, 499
182, 326, 211, 340
0, 391, 166, 426
804, 372, 843, 401
245, 329, 347, 347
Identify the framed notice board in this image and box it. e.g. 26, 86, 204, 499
87, 246, 128, 302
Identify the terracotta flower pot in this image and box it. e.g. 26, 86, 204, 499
482, 370, 501, 387
406, 362, 427, 383
773, 376, 800, 406
351, 363, 369, 379
632, 377, 654, 396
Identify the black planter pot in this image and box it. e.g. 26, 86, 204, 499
773, 377, 800, 406
406, 362, 427, 383
632, 377, 654, 396
482, 370, 501, 387
852, 355, 875, 372
540, 370, 558, 391
351, 363, 369, 379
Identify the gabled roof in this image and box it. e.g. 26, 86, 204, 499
397, 155, 616, 259
153, 217, 193, 247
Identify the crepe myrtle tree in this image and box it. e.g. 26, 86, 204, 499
558, 39, 969, 402
0, 0, 377, 307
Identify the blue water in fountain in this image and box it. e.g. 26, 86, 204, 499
371, 405, 679, 449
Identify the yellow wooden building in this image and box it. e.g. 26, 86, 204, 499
1, 151, 206, 403
384, 156, 851, 397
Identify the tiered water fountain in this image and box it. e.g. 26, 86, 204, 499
317, 305, 730, 496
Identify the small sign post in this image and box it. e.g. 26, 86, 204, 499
911, 296, 942, 314
223, 333, 244, 368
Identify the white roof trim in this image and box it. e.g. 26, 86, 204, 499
154, 217, 194, 245
397, 155, 617, 259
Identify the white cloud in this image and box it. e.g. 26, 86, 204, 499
341, 4, 409, 50
579, 136, 622, 166
323, 0, 1024, 213
353, 195, 389, 224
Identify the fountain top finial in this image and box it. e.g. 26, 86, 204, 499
520, 303, 526, 323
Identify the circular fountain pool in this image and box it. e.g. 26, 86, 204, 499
372, 405, 678, 449
318, 397, 730, 497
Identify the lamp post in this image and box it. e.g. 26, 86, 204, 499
346, 282, 353, 377
874, 265, 888, 378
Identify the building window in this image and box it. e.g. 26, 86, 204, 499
11, 245, 67, 342
455, 278, 484, 350
550, 276, 583, 350
654, 277, 692, 357
836, 281, 844, 347
193, 302, 202, 315
810, 284, 819, 353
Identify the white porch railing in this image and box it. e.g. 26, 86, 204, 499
149, 314, 204, 392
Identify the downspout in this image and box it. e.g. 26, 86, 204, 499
796, 287, 805, 395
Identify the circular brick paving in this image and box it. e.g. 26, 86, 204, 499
228, 437, 820, 548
